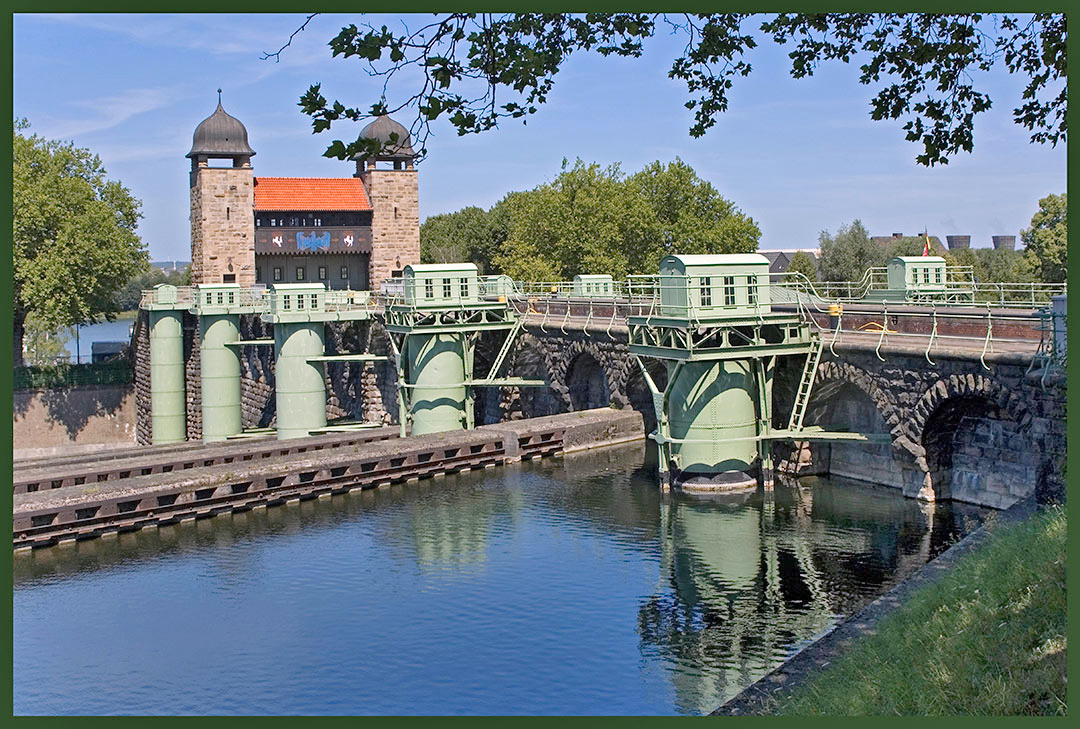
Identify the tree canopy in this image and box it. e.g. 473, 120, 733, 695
785, 251, 818, 282
1020, 193, 1066, 283
13, 121, 148, 367
277, 13, 1066, 167
817, 220, 880, 282
420, 158, 759, 280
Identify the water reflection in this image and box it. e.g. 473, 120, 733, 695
14, 443, 987, 715
638, 475, 986, 714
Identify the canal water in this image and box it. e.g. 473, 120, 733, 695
13, 443, 987, 715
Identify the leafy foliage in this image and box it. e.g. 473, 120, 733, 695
817, 220, 880, 282
421, 158, 759, 280
785, 250, 819, 282
1020, 193, 1066, 283
282, 13, 1066, 167
113, 267, 190, 312
13, 121, 148, 367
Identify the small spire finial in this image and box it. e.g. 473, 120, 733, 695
217, 88, 222, 105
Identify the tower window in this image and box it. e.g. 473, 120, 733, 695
296, 266, 306, 281
222, 273, 236, 283
340, 266, 349, 280
256, 268, 262, 282
318, 266, 327, 281
273, 267, 283, 282
226, 207, 230, 221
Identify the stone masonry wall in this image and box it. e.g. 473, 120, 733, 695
134, 309, 152, 445
190, 165, 256, 287
362, 167, 419, 291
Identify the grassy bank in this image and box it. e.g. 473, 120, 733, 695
772, 505, 1066, 716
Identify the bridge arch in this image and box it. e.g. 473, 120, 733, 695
910, 374, 1034, 504
800, 361, 905, 488
566, 352, 611, 411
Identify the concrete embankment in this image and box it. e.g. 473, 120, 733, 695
13, 408, 644, 550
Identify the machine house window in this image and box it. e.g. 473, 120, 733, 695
723, 276, 736, 306
699, 276, 711, 306
443, 278, 452, 298
460, 278, 469, 297
747, 277, 757, 306
425, 280, 434, 299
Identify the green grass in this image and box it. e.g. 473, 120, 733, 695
772, 506, 1067, 716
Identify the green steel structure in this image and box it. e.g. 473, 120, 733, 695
261, 283, 382, 440
144, 284, 188, 444
385, 263, 543, 437
629, 254, 878, 491
194, 284, 248, 442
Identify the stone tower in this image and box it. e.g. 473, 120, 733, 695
187, 91, 256, 287
353, 115, 420, 290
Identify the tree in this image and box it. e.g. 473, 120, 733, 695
13, 121, 147, 367
817, 220, 881, 282
475, 157, 758, 280
628, 159, 759, 259
1021, 193, 1066, 283
277, 13, 1066, 168
785, 251, 818, 282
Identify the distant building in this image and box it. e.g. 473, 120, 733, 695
186, 93, 420, 291
759, 249, 819, 275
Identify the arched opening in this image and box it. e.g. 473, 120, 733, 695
921, 395, 1030, 505
566, 353, 611, 411
803, 380, 899, 488
513, 341, 562, 419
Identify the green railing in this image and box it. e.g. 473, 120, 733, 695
14, 360, 134, 390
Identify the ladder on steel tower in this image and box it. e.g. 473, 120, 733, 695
787, 336, 824, 432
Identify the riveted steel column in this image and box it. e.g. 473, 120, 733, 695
666, 359, 761, 478
148, 309, 186, 443
274, 321, 327, 440
199, 314, 242, 442
406, 332, 467, 436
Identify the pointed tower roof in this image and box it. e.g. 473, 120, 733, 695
186, 90, 255, 159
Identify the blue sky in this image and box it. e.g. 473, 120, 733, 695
13, 13, 1067, 264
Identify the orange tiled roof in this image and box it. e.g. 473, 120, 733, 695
253, 177, 372, 211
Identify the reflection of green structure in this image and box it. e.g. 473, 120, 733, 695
642, 489, 838, 714
144, 284, 187, 444
385, 263, 543, 436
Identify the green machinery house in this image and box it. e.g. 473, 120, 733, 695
862, 256, 974, 304
572, 274, 615, 297
657, 254, 772, 317
402, 263, 482, 306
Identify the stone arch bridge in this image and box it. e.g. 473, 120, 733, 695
133, 309, 1064, 510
